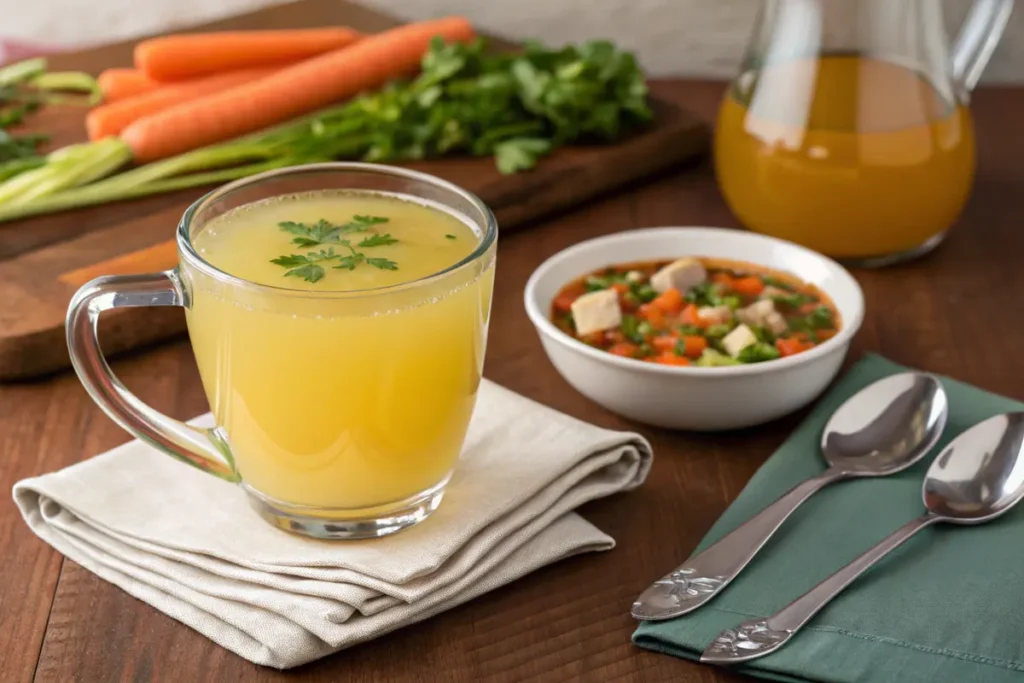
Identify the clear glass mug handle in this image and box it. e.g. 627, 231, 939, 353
954, 0, 1014, 92
65, 271, 240, 482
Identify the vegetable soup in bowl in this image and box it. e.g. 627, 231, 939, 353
523, 228, 864, 430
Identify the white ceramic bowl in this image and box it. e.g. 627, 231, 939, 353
523, 227, 865, 430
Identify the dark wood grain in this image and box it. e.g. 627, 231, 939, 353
5, 4, 1024, 683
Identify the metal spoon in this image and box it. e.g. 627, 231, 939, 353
702, 411, 1024, 665
632, 372, 948, 621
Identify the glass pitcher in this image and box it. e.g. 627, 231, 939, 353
714, 0, 1013, 266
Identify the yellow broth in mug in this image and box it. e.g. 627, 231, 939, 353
184, 190, 494, 510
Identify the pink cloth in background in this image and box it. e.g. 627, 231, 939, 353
0, 38, 61, 65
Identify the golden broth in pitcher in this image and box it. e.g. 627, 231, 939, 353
184, 190, 494, 510
715, 55, 975, 259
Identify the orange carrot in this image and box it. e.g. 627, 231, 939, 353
97, 68, 160, 102
680, 304, 703, 327
87, 68, 278, 141
776, 337, 813, 357
608, 342, 639, 358
651, 336, 678, 352
122, 17, 476, 162
135, 28, 362, 82
651, 287, 684, 315
731, 276, 765, 296
553, 294, 577, 314
654, 353, 690, 367
638, 304, 666, 329
681, 335, 708, 359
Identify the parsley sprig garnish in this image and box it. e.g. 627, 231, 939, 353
270, 215, 398, 283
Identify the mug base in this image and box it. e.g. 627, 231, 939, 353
243, 477, 448, 540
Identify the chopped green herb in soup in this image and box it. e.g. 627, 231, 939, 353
551, 257, 840, 366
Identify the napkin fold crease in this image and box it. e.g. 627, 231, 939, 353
15, 379, 652, 669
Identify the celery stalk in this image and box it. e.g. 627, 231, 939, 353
0, 158, 300, 223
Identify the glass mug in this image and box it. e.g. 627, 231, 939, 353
66, 163, 498, 539
715, 0, 1013, 266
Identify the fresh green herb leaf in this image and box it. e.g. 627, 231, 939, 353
270, 253, 312, 267
494, 137, 552, 175
365, 257, 399, 270
270, 248, 339, 282
334, 254, 362, 270
352, 214, 389, 227
358, 232, 398, 247
723, 295, 742, 310
284, 263, 325, 283
677, 324, 702, 337
278, 221, 311, 236
585, 275, 612, 292
445, 233, 457, 240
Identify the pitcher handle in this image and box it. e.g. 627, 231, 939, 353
66, 272, 240, 482
953, 0, 1014, 92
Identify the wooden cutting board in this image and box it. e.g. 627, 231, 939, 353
0, 0, 709, 380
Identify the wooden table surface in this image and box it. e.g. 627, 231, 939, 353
5, 7, 1024, 683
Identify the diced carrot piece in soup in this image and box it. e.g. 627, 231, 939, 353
654, 353, 690, 366
731, 276, 764, 296
652, 335, 678, 352
680, 304, 703, 327
651, 287, 684, 314
608, 342, 639, 357
776, 337, 813, 357
639, 304, 667, 328
681, 335, 708, 359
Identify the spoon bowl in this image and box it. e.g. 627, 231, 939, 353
924, 412, 1024, 523
822, 372, 948, 475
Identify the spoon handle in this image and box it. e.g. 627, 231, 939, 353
701, 513, 941, 665
632, 468, 846, 621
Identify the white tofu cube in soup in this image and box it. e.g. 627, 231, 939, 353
650, 258, 706, 294
737, 299, 788, 336
697, 305, 732, 326
722, 324, 758, 357
570, 289, 622, 337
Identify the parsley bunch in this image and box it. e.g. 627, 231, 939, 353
334, 38, 653, 173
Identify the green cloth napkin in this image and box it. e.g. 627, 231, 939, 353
633, 354, 1024, 683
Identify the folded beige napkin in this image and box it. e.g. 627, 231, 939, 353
14, 379, 652, 669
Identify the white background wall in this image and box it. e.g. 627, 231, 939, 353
3, 0, 1023, 81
